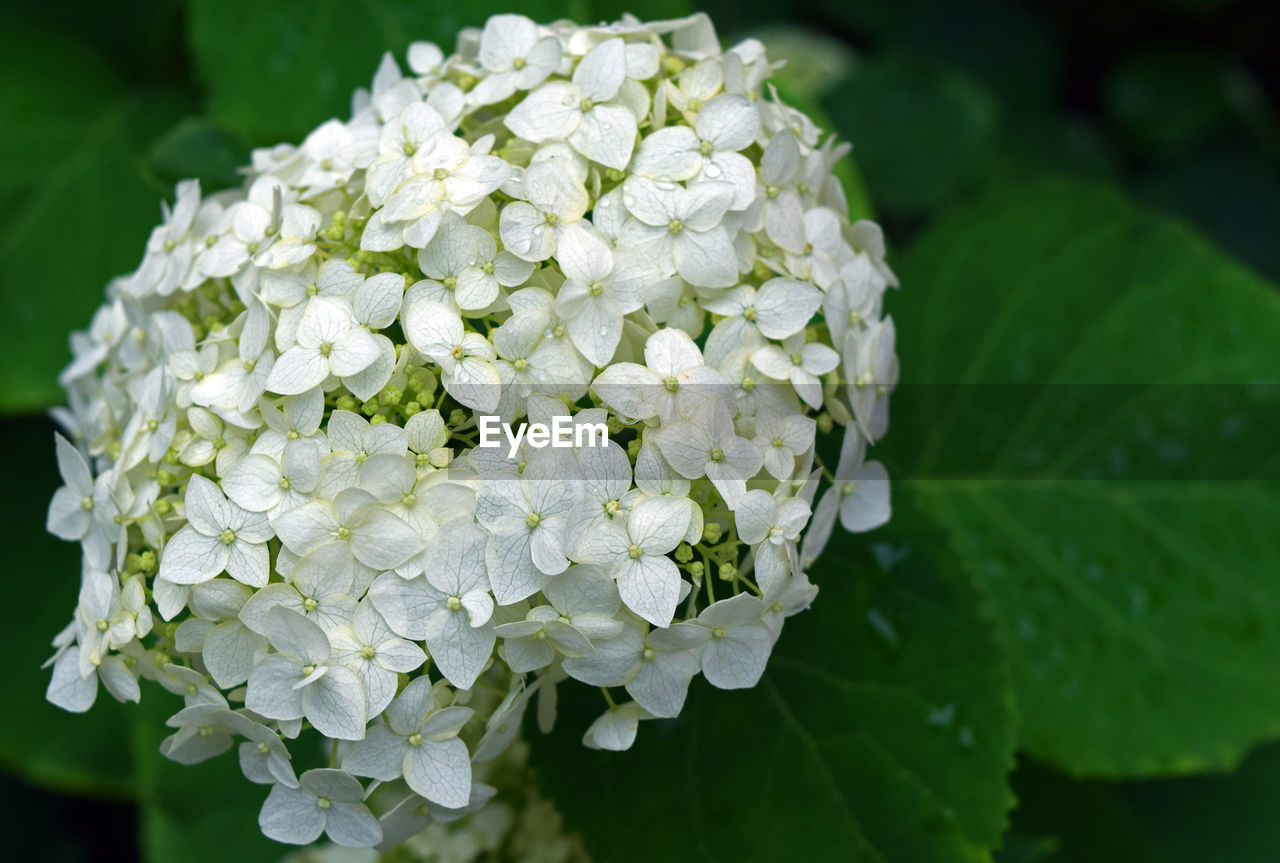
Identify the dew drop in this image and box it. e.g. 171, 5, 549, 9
927, 703, 956, 728
866, 608, 899, 651
703, 163, 722, 179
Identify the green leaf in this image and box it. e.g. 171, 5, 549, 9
822, 52, 999, 217
130, 692, 282, 863
1119, 741, 1280, 863
529, 498, 1015, 863
144, 117, 249, 194
1104, 51, 1266, 156
0, 417, 135, 796
885, 179, 1280, 776
1007, 741, 1280, 863
188, 0, 589, 145
0, 29, 185, 414
1004, 761, 1156, 863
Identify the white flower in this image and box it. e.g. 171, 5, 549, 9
751, 332, 840, 409
753, 129, 808, 253
845, 315, 898, 441
469, 14, 563, 106
414, 217, 507, 313
591, 327, 728, 423
271, 487, 424, 572
46, 434, 96, 546
830, 427, 891, 533
157, 476, 272, 589
245, 607, 368, 741
694, 593, 773, 689
578, 496, 690, 627
363, 127, 511, 252
753, 413, 816, 481
267, 297, 382, 395
498, 160, 592, 265
367, 520, 495, 690
44, 13, 900, 850
564, 622, 708, 717
703, 278, 823, 365
736, 489, 810, 595
633, 93, 760, 209
239, 542, 359, 634
649, 401, 763, 507
221, 443, 320, 519
402, 300, 501, 412
342, 676, 474, 808
316, 409, 407, 496
583, 700, 653, 751
506, 38, 637, 170
552, 227, 654, 366
618, 177, 739, 288
259, 768, 381, 847
328, 600, 426, 717
494, 565, 623, 671
475, 459, 579, 604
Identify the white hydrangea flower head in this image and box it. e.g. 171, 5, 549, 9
44, 11, 898, 852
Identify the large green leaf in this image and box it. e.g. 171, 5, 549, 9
0, 29, 185, 414
885, 179, 1280, 776
0, 417, 135, 795
823, 53, 999, 217
529, 496, 1016, 863
188, 0, 589, 145
1005, 741, 1280, 863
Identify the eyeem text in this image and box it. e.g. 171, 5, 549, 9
477, 415, 608, 458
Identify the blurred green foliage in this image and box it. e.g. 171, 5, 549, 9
2, 0, 1279, 860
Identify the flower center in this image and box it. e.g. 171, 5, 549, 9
219, 528, 237, 545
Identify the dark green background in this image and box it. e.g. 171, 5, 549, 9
3, 0, 1279, 860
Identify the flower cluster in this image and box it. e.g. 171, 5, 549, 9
44, 11, 896, 852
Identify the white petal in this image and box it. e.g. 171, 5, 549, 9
157, 526, 227, 585
568, 104, 636, 170
259, 784, 325, 845
302, 666, 368, 740
425, 610, 494, 690
617, 556, 681, 627
404, 738, 471, 808
506, 82, 581, 143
